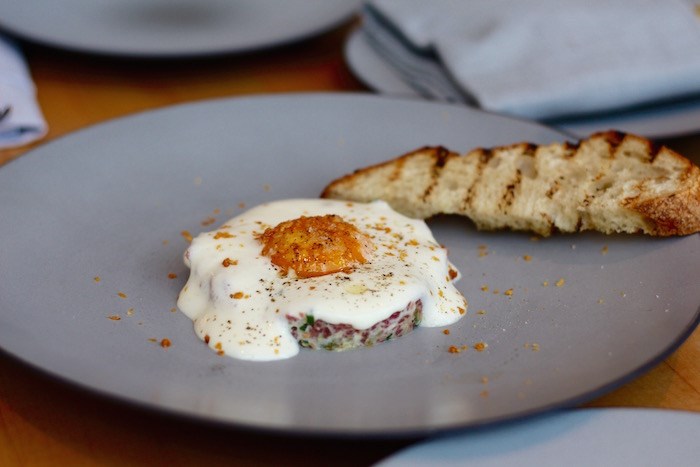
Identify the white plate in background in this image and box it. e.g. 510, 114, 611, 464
345, 29, 700, 139
376, 408, 700, 466
0, 0, 361, 57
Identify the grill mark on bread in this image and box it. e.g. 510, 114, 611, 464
423, 147, 452, 201
540, 212, 555, 235
648, 140, 662, 162
389, 156, 407, 182
523, 143, 536, 158
604, 131, 624, 158
545, 178, 562, 199
562, 141, 580, 158
478, 148, 494, 163
463, 148, 491, 209
649, 143, 662, 162
435, 146, 451, 168
603, 130, 625, 147
501, 170, 522, 210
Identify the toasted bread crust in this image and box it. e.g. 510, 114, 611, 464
321, 131, 700, 236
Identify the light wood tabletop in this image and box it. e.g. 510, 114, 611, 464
1, 18, 699, 467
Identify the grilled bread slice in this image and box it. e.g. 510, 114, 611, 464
321, 131, 700, 236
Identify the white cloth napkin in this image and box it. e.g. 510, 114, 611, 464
367, 0, 700, 120
0, 36, 47, 149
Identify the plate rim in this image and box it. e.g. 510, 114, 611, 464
0, 92, 698, 438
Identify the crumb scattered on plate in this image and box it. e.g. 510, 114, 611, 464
181, 230, 193, 243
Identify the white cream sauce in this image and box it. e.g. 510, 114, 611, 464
177, 199, 466, 361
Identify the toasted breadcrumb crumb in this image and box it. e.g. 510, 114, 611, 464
93, 276, 101, 283
214, 231, 234, 239
523, 254, 532, 262
160, 338, 171, 348
473, 342, 488, 352
107, 315, 121, 321
443, 329, 450, 335
117, 292, 127, 299
167, 273, 177, 279
555, 278, 565, 287
181, 230, 193, 242
601, 245, 609, 255
222, 258, 238, 267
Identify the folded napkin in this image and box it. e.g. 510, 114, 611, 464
366, 0, 700, 120
0, 36, 47, 149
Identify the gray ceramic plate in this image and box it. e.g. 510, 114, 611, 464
0, 0, 360, 57
344, 29, 700, 139
376, 408, 700, 466
0, 93, 698, 436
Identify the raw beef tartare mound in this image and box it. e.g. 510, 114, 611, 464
287, 300, 422, 351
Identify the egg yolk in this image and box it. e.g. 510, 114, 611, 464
258, 214, 372, 278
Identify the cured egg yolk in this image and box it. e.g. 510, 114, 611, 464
258, 214, 373, 278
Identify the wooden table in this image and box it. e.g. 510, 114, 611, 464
1, 19, 699, 466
